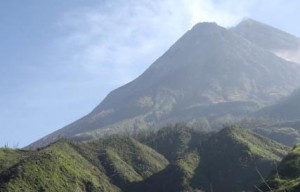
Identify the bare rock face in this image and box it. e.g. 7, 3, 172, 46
28, 20, 300, 148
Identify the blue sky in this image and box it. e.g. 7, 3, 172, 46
1, 0, 300, 147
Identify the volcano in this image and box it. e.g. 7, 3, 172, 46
29, 19, 300, 148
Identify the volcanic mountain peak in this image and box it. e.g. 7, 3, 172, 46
28, 20, 300, 148
232, 18, 300, 49
232, 18, 300, 63
188, 21, 224, 35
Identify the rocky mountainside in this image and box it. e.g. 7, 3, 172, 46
28, 19, 300, 148
0, 126, 290, 192
231, 18, 300, 63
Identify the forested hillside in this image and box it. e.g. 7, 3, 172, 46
0, 126, 290, 192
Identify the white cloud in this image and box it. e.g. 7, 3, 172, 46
54, 0, 255, 88
183, 0, 250, 27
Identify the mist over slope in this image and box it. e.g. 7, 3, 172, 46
231, 18, 300, 64
29, 19, 300, 148
258, 88, 300, 121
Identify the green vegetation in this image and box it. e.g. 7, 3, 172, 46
191, 126, 289, 192
254, 127, 300, 147
176, 151, 200, 190
0, 136, 169, 192
127, 150, 201, 192
228, 126, 288, 161
259, 145, 300, 192
96, 136, 169, 190
0, 141, 120, 192
138, 124, 209, 161
0, 125, 292, 192
0, 148, 27, 174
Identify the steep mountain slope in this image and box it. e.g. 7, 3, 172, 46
250, 88, 300, 147
0, 148, 27, 174
75, 137, 169, 191
138, 124, 210, 161
29, 20, 300, 148
259, 145, 300, 192
0, 138, 168, 192
131, 126, 289, 192
128, 150, 201, 192
0, 126, 289, 192
191, 126, 288, 192
231, 18, 300, 63
254, 127, 300, 147
258, 88, 300, 121
0, 142, 121, 192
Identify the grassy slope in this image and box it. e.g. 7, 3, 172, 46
254, 127, 300, 147
0, 148, 28, 174
229, 126, 288, 161
0, 141, 120, 192
138, 124, 209, 161
0, 126, 291, 192
191, 126, 289, 192
76, 136, 169, 190
128, 150, 200, 192
260, 145, 300, 192
0, 137, 168, 192
133, 125, 289, 192
126, 125, 204, 192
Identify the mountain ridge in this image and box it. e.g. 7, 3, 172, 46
1, 126, 290, 192
257, 88, 300, 121
231, 18, 300, 50
28, 19, 300, 149
232, 18, 300, 63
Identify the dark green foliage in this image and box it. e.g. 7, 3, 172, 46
0, 137, 168, 192
0, 148, 28, 174
96, 136, 169, 191
0, 141, 120, 192
259, 145, 300, 191
0, 125, 291, 192
128, 150, 200, 192
138, 124, 210, 161
191, 126, 289, 192
131, 125, 288, 192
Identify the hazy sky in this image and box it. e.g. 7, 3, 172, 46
1, 0, 300, 147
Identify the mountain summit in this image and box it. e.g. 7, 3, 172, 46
28, 19, 300, 148
232, 18, 300, 63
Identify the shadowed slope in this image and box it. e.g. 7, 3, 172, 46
191, 126, 289, 192
0, 137, 168, 192
259, 145, 300, 192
